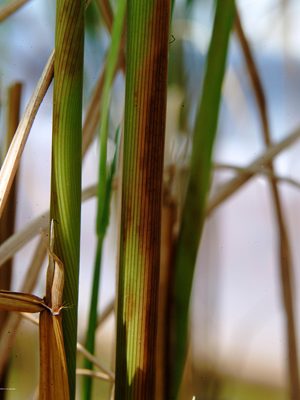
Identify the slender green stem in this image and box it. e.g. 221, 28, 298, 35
172, 1, 235, 398
83, 237, 103, 400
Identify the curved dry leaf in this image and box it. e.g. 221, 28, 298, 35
0, 290, 46, 313
0, 50, 54, 219
0, 0, 30, 23
76, 368, 111, 382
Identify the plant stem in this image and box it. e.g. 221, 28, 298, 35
115, 0, 171, 398
172, 1, 235, 397
50, 2, 84, 399
0, 82, 22, 399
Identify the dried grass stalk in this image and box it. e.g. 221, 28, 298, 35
0, 50, 54, 218
0, 222, 70, 399
0, 0, 29, 23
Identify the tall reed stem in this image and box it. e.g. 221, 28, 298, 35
115, 0, 171, 398
50, 2, 84, 399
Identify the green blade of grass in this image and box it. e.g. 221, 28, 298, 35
171, 0, 235, 397
49, 1, 85, 399
82, 0, 126, 397
83, 125, 121, 400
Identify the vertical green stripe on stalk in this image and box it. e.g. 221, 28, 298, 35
172, 0, 235, 398
50, 2, 84, 400
115, 0, 171, 399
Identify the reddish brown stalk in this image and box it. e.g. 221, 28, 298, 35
0, 237, 46, 377
156, 166, 177, 400
235, 9, 300, 400
0, 83, 22, 398
0, 83, 22, 327
98, 0, 113, 32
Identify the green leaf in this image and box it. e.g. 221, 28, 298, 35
172, 0, 235, 397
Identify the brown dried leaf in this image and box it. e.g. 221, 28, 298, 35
0, 290, 46, 313
39, 311, 69, 400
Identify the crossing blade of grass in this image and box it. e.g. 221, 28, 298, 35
0, 236, 46, 377
0, 2, 95, 221
0, 291, 46, 313
96, 297, 114, 327
0, 184, 99, 267
172, 1, 235, 397
76, 369, 111, 381
78, 342, 115, 380
98, 0, 113, 32
235, 9, 300, 399
49, 1, 85, 398
0, 0, 30, 23
0, 50, 54, 219
1, 122, 299, 272
214, 162, 300, 190
17, 312, 115, 380
206, 125, 300, 216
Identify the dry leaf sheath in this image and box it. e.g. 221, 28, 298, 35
0, 220, 69, 400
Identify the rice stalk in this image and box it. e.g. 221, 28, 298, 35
0, 236, 46, 377
115, 0, 171, 398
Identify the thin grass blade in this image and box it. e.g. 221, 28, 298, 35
83, 125, 122, 400
0, 0, 30, 23
0, 50, 54, 218
172, 1, 235, 397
